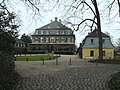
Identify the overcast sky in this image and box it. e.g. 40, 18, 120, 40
6, 0, 120, 47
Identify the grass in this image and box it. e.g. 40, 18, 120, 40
15, 54, 59, 61
108, 72, 120, 90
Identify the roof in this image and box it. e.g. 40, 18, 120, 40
87, 29, 109, 37
81, 29, 114, 48
32, 34, 75, 37
15, 39, 24, 43
36, 17, 72, 30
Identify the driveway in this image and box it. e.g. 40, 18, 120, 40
13, 55, 120, 90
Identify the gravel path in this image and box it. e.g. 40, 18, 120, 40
12, 55, 120, 90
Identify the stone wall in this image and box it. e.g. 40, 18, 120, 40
0, 52, 19, 90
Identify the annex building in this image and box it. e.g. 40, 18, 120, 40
79, 29, 115, 59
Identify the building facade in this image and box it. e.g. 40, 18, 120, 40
79, 29, 114, 59
28, 17, 75, 54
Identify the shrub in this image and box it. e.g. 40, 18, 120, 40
108, 72, 120, 90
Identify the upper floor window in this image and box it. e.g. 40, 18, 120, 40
65, 37, 68, 42
43, 37, 46, 42
91, 39, 94, 44
62, 31, 64, 34
43, 31, 46, 35
50, 30, 56, 34
46, 30, 49, 35
38, 38, 41, 42
67, 30, 70, 34
70, 37, 73, 42
58, 30, 62, 34
35, 30, 39, 34
41, 31, 43, 34
59, 37, 62, 43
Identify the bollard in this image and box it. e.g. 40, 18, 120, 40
69, 58, 72, 65
56, 58, 58, 65
42, 59, 44, 65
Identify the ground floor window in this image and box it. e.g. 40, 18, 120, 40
102, 51, 105, 56
90, 51, 94, 57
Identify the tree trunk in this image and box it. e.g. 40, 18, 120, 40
93, 0, 103, 61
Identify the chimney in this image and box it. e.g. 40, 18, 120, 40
59, 19, 61, 22
55, 17, 58, 21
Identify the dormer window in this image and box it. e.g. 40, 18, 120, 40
35, 30, 39, 34
57, 26, 60, 28
48, 26, 50, 28
102, 39, 105, 43
91, 39, 94, 44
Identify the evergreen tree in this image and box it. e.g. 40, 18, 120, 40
21, 33, 32, 47
0, 4, 19, 53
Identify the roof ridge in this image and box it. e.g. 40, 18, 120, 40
36, 19, 72, 30
87, 29, 109, 37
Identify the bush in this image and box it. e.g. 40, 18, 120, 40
108, 72, 120, 90
0, 53, 20, 90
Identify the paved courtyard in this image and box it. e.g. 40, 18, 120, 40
12, 55, 120, 90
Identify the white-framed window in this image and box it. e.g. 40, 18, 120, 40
50, 30, 56, 34
41, 30, 43, 34
46, 30, 49, 35
41, 37, 43, 42
50, 37, 55, 43
46, 38, 48, 42
34, 38, 38, 42
35, 30, 39, 34
65, 37, 67, 42
43, 30, 46, 35
70, 37, 73, 42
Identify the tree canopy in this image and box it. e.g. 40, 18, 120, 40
0, 4, 19, 53
20, 33, 32, 47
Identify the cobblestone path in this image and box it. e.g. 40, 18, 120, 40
12, 55, 120, 90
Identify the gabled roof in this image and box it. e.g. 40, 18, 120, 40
87, 29, 109, 37
36, 17, 72, 30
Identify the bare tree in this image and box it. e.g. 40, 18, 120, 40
53, 0, 120, 61
1, 0, 120, 60
116, 38, 120, 46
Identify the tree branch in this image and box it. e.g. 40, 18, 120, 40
83, 1, 96, 17
107, 0, 115, 15
91, 16, 96, 31
76, 19, 97, 31
27, 0, 39, 11
117, 0, 120, 16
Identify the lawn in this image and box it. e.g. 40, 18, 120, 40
15, 54, 59, 61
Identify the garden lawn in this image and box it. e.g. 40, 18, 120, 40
15, 55, 58, 61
